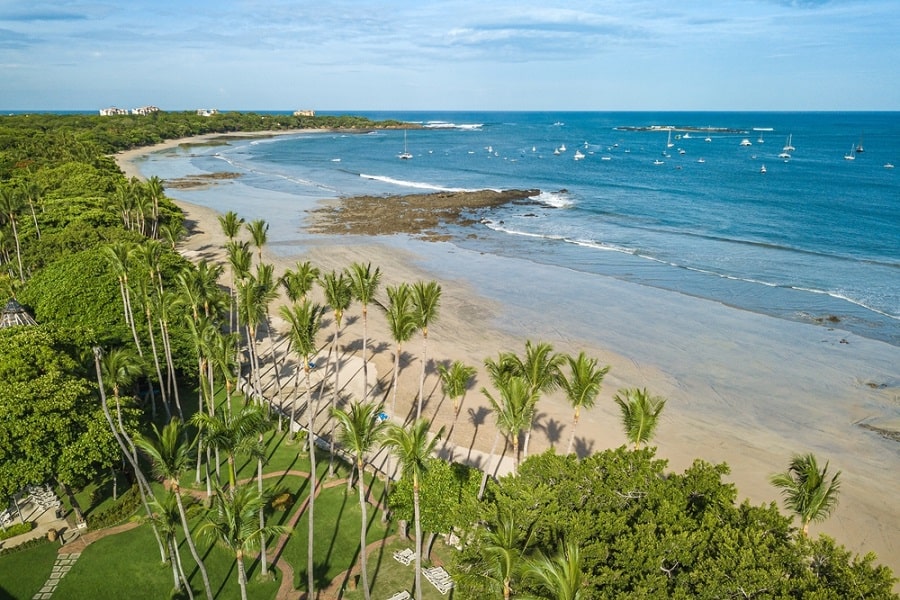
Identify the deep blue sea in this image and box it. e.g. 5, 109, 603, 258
143, 111, 900, 346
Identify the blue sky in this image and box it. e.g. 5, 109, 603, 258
1, 0, 898, 111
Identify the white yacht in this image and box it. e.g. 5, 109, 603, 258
574, 150, 585, 160
740, 138, 752, 146
783, 134, 795, 152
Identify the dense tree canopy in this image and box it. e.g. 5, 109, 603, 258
454, 448, 896, 599
0, 325, 126, 504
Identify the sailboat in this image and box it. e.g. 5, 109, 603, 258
843, 144, 856, 161
855, 134, 865, 153
398, 130, 413, 159
666, 128, 674, 148
783, 134, 795, 152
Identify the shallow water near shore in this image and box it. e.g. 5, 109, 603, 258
139, 111, 900, 346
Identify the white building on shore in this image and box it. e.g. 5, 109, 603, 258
99, 105, 161, 116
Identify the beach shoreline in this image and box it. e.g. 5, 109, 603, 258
116, 135, 900, 579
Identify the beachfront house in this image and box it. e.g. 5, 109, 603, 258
131, 105, 160, 116
293, 109, 315, 117
99, 107, 129, 116
196, 108, 219, 117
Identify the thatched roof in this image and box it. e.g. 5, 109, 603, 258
0, 299, 37, 328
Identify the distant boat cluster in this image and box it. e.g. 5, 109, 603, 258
396, 122, 895, 171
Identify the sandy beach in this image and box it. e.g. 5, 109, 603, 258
115, 134, 900, 579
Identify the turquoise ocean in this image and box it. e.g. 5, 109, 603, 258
138, 111, 900, 347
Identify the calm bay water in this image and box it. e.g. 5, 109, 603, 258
141, 111, 900, 346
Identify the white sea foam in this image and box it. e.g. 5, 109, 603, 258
530, 191, 574, 208
359, 173, 479, 193
424, 121, 483, 130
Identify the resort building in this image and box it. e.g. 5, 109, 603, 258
99, 107, 129, 116
131, 105, 160, 116
196, 108, 219, 117
293, 109, 315, 117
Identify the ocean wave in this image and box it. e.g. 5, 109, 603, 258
359, 173, 480, 193
213, 154, 338, 193
423, 121, 483, 130
481, 223, 899, 321
530, 191, 574, 208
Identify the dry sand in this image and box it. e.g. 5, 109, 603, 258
116, 134, 900, 581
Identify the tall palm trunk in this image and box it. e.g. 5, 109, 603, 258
329, 318, 342, 477
357, 456, 372, 600
413, 474, 424, 600
416, 330, 429, 420
361, 307, 370, 400
173, 480, 215, 600
145, 305, 171, 420
9, 217, 23, 281
391, 342, 403, 417
237, 550, 249, 600
478, 430, 502, 500
122, 273, 143, 356
93, 349, 167, 563
305, 366, 318, 599
160, 316, 183, 419
257, 437, 269, 577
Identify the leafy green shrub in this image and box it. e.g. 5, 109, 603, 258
270, 492, 294, 512
0, 521, 35, 541
86, 484, 141, 529
0, 534, 49, 556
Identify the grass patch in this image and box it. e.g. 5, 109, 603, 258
53, 521, 281, 600
0, 539, 58, 599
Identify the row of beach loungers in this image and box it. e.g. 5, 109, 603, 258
389, 549, 454, 595
423, 566, 454, 594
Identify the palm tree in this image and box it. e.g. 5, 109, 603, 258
319, 269, 353, 477
245, 218, 268, 265
522, 540, 584, 600
199, 484, 290, 600
462, 510, 533, 600
191, 403, 269, 490
437, 360, 476, 451
279, 300, 325, 439
134, 420, 215, 600
237, 276, 269, 404
219, 210, 245, 241
22, 181, 42, 241
346, 262, 382, 400
332, 401, 387, 600
770, 453, 841, 537
133, 242, 170, 420
561, 352, 609, 455
613, 387, 666, 450
280, 260, 320, 303
104, 242, 142, 354
508, 341, 564, 459
93, 347, 167, 564
146, 489, 200, 598
482, 376, 535, 474
385, 283, 417, 417
146, 175, 165, 239
99, 346, 146, 459
382, 419, 444, 600
411, 280, 441, 420
160, 220, 187, 250
0, 185, 25, 281
278, 299, 324, 597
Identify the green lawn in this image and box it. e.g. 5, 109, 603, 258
0, 541, 58, 599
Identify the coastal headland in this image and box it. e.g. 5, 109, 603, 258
116, 132, 900, 582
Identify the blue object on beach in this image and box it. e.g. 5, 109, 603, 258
308, 361, 316, 369
377, 411, 388, 422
